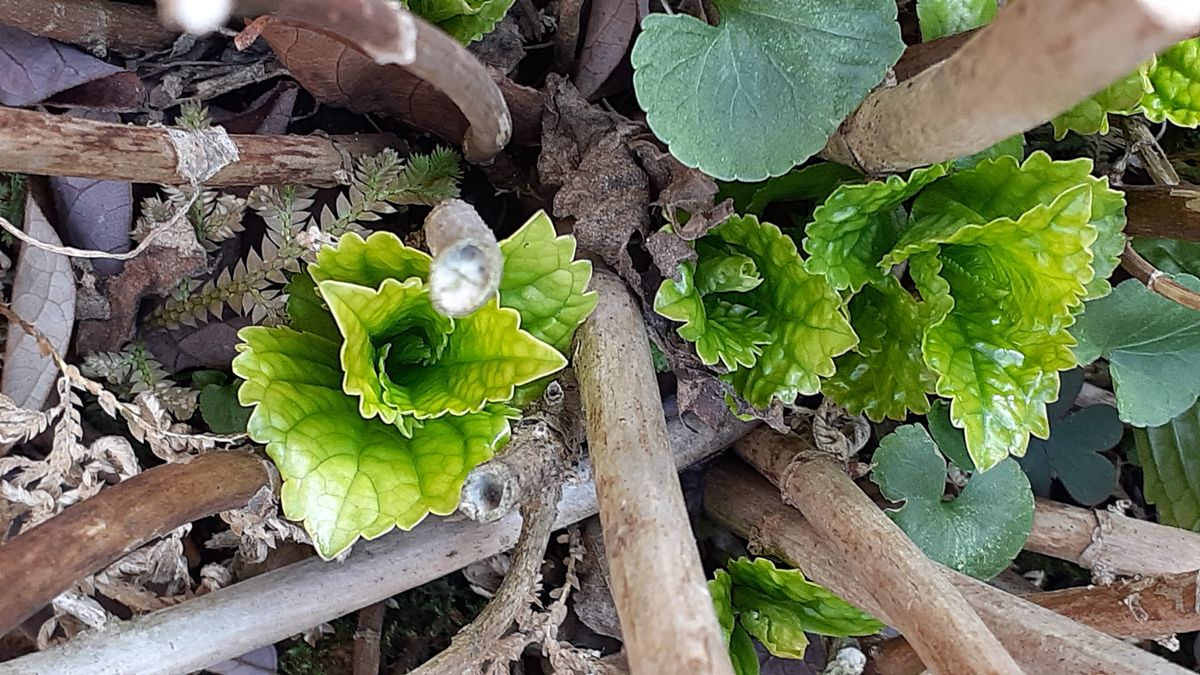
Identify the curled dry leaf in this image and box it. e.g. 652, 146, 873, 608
630, 138, 734, 239
539, 75, 650, 284
2, 199, 76, 411
253, 13, 543, 149
572, 0, 638, 99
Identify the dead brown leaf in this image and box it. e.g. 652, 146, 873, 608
630, 137, 733, 240
256, 18, 543, 147
539, 75, 650, 284
573, 0, 638, 99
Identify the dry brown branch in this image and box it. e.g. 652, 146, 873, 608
574, 270, 733, 675
0, 0, 176, 54
233, 0, 510, 163
1124, 185, 1200, 241
735, 428, 1019, 675
0, 413, 747, 674
825, 0, 1200, 173
706, 460, 1192, 675
0, 108, 394, 187
1120, 241, 1200, 310
412, 479, 561, 674
351, 602, 386, 675
1027, 497, 1200, 576
460, 420, 564, 524
0, 451, 271, 636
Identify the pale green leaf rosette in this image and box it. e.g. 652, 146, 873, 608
404, 0, 515, 44
1142, 38, 1200, 128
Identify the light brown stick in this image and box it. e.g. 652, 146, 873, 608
1027, 497, 1200, 576
351, 602, 386, 675
736, 428, 1019, 675
0, 0, 177, 54
0, 108, 394, 186
574, 270, 733, 675
825, 0, 1200, 173
1121, 242, 1200, 310
0, 451, 271, 636
1124, 185, 1200, 241
706, 460, 1191, 675
0, 414, 746, 675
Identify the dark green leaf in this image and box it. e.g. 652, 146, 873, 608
199, 382, 253, 435
1136, 401, 1200, 530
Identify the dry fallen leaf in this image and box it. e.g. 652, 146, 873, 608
2, 198, 76, 410
572, 0, 637, 99
0, 25, 144, 110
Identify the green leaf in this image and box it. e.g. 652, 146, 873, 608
654, 262, 771, 370
1142, 38, 1200, 128
1051, 66, 1151, 140
805, 164, 949, 292
199, 381, 253, 434
287, 272, 341, 342
823, 277, 937, 421
720, 163, 863, 216
234, 326, 511, 558
917, 0, 997, 42
728, 626, 760, 675
726, 557, 882, 658
1072, 275, 1200, 427
1132, 238, 1200, 277
1015, 369, 1121, 505
404, 0, 515, 44
900, 152, 1125, 300
1136, 401, 1200, 530
927, 399, 974, 470
952, 134, 1024, 171
498, 211, 598, 354
889, 180, 1097, 470
630, 0, 904, 181
710, 216, 858, 408
711, 568, 762, 675
872, 425, 1035, 579
309, 231, 431, 288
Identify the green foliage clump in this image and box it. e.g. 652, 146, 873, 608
710, 557, 881, 674
872, 424, 1034, 579
658, 151, 1124, 471
630, 0, 904, 181
234, 212, 595, 558
404, 0, 515, 44
1136, 400, 1200, 530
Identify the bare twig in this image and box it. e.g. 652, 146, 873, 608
0, 0, 177, 55
1124, 185, 1200, 241
459, 420, 564, 524
0, 451, 272, 636
0, 107, 393, 187
735, 428, 1019, 675
825, 0, 1200, 173
1027, 497, 1200, 577
233, 0, 511, 163
412, 480, 561, 674
351, 602, 386, 675
423, 199, 504, 318
1120, 242, 1200, 310
706, 460, 1191, 675
0, 414, 746, 674
574, 270, 733, 675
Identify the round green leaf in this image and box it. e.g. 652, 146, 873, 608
630, 0, 904, 181
872, 425, 1035, 579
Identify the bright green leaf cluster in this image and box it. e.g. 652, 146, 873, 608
234, 211, 594, 558
710, 557, 882, 674
403, 0, 514, 44
916, 0, 996, 42
654, 215, 857, 409
631, 0, 903, 181
872, 425, 1034, 579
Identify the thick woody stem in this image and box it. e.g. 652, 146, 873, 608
0, 0, 177, 54
0, 108, 393, 187
574, 270, 733, 675
706, 460, 1191, 675
735, 428, 1019, 675
1027, 497, 1200, 576
351, 602, 386, 675
1124, 185, 1200, 241
826, 0, 1200, 173
423, 199, 504, 318
233, 0, 511, 163
0, 451, 272, 636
